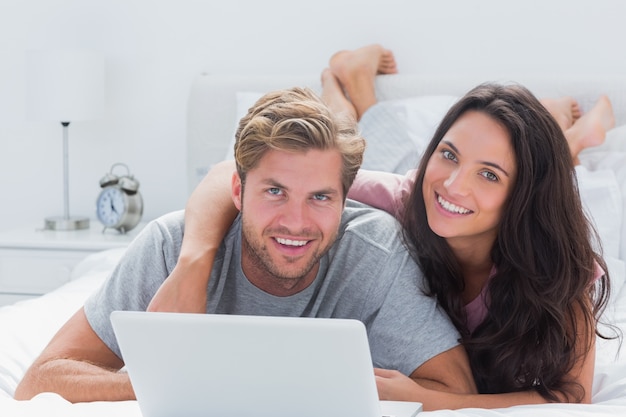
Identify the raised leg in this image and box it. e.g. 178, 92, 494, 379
565, 95, 615, 164
321, 68, 357, 122
329, 44, 398, 120
540, 96, 581, 131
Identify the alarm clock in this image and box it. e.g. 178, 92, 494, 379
96, 163, 143, 233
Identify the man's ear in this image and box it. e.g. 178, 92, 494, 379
232, 171, 243, 211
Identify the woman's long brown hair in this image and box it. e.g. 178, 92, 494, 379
402, 83, 613, 401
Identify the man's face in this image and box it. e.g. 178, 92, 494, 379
232, 148, 345, 296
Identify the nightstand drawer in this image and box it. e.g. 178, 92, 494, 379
0, 223, 144, 306
0, 249, 90, 295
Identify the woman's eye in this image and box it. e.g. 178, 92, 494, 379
442, 150, 457, 161
481, 171, 498, 182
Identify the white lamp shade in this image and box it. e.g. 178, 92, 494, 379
26, 49, 105, 122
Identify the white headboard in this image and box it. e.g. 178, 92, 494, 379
186, 73, 626, 194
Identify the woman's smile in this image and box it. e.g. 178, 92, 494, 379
422, 110, 516, 246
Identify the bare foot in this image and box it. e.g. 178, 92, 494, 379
541, 96, 581, 131
320, 68, 357, 122
565, 95, 615, 163
328, 44, 397, 120
330, 44, 398, 76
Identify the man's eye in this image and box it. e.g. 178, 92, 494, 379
268, 188, 282, 195
313, 194, 329, 201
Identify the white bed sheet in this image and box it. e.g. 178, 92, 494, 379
0, 248, 625, 415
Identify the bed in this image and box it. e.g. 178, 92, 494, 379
2, 72, 626, 416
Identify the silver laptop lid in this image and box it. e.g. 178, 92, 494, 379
111, 311, 383, 417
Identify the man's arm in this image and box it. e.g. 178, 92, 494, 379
148, 160, 239, 313
14, 307, 134, 403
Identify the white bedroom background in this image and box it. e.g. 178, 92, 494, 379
0, 0, 624, 233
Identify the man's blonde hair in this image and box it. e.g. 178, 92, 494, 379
233, 87, 365, 198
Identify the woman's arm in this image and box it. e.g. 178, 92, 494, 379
376, 368, 545, 410
375, 302, 597, 409
147, 160, 239, 313
348, 169, 415, 218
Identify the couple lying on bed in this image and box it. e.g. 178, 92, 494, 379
17, 45, 617, 410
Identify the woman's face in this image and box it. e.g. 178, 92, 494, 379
422, 110, 517, 249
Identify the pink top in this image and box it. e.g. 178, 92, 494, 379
463, 263, 603, 333
464, 268, 495, 334
348, 169, 416, 218
349, 169, 606, 334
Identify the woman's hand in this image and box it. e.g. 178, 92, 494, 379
148, 161, 238, 313
375, 368, 425, 402
147, 254, 212, 313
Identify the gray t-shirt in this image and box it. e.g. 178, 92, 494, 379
84, 201, 459, 376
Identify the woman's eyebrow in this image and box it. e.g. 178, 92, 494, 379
442, 140, 511, 177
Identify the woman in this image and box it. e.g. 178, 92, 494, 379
148, 47, 615, 408
351, 83, 610, 406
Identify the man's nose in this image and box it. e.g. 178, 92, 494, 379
279, 199, 310, 229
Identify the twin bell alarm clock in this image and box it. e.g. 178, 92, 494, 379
96, 163, 143, 233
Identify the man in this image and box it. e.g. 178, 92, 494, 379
15, 87, 474, 402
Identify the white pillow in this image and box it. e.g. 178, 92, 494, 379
358, 95, 458, 173
395, 95, 459, 148
579, 125, 626, 264
576, 166, 623, 260
576, 165, 625, 302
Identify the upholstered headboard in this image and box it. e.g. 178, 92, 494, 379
186, 73, 626, 194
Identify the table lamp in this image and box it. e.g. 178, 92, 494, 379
26, 49, 105, 231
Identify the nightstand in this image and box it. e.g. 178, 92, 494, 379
0, 223, 144, 306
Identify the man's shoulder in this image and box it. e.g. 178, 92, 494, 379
338, 200, 406, 251
157, 209, 185, 224
341, 199, 400, 226
146, 210, 185, 235
124, 210, 186, 262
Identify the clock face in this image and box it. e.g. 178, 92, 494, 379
96, 187, 127, 227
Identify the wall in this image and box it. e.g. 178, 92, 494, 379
0, 0, 624, 232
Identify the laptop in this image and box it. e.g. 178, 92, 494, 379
110, 311, 422, 417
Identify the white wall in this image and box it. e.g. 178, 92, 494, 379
1, 0, 625, 232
